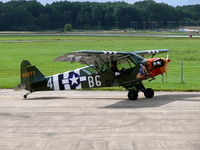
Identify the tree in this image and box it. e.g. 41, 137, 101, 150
0, 0, 199, 31
64, 24, 72, 32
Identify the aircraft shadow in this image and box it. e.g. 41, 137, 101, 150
102, 93, 200, 109
25, 96, 124, 100
26, 97, 67, 100
24, 93, 200, 109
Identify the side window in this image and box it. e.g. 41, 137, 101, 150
100, 63, 110, 72
117, 57, 136, 71
82, 66, 97, 75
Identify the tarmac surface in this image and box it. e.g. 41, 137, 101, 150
0, 89, 200, 150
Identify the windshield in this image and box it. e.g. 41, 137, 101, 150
117, 57, 136, 71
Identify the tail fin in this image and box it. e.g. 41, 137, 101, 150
15, 60, 45, 91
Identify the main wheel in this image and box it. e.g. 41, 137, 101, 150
144, 88, 154, 98
128, 90, 138, 100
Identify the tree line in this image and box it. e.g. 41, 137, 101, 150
0, 0, 199, 31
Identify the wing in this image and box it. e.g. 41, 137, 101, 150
54, 49, 170, 65
54, 50, 131, 65
133, 49, 170, 57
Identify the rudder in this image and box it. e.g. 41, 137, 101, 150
16, 60, 45, 91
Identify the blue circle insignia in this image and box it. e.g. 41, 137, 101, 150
68, 72, 80, 89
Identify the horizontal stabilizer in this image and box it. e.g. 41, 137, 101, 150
14, 83, 26, 91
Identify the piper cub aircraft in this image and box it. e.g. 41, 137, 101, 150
16, 49, 170, 100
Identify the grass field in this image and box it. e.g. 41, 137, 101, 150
0, 34, 200, 90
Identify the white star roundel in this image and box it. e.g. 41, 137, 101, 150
70, 74, 79, 85
62, 70, 87, 90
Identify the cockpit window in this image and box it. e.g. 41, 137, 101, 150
117, 57, 136, 71
153, 59, 164, 68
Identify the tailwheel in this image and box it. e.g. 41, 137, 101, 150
128, 90, 138, 100
23, 90, 32, 99
144, 88, 154, 99
23, 95, 27, 99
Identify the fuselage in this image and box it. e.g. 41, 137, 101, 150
30, 57, 170, 92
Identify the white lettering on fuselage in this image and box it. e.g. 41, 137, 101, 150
88, 75, 101, 88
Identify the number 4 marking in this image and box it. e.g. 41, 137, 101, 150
47, 77, 53, 89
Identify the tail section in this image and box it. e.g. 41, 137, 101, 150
15, 60, 45, 91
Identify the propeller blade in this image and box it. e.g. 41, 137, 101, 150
165, 55, 170, 73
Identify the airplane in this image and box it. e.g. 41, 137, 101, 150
15, 49, 170, 100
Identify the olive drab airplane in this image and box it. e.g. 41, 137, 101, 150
15, 49, 170, 100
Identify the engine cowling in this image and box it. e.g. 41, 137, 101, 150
147, 58, 170, 77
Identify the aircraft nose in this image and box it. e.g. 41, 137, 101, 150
146, 57, 171, 77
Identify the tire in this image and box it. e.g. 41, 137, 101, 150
128, 90, 138, 100
144, 88, 154, 98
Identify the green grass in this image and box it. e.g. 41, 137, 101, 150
0, 34, 200, 90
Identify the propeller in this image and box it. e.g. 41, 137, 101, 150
164, 53, 171, 77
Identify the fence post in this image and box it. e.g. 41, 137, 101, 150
162, 74, 164, 83
180, 60, 184, 83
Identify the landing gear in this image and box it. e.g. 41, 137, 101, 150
128, 90, 138, 100
127, 83, 154, 100
144, 88, 154, 98
23, 90, 32, 99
